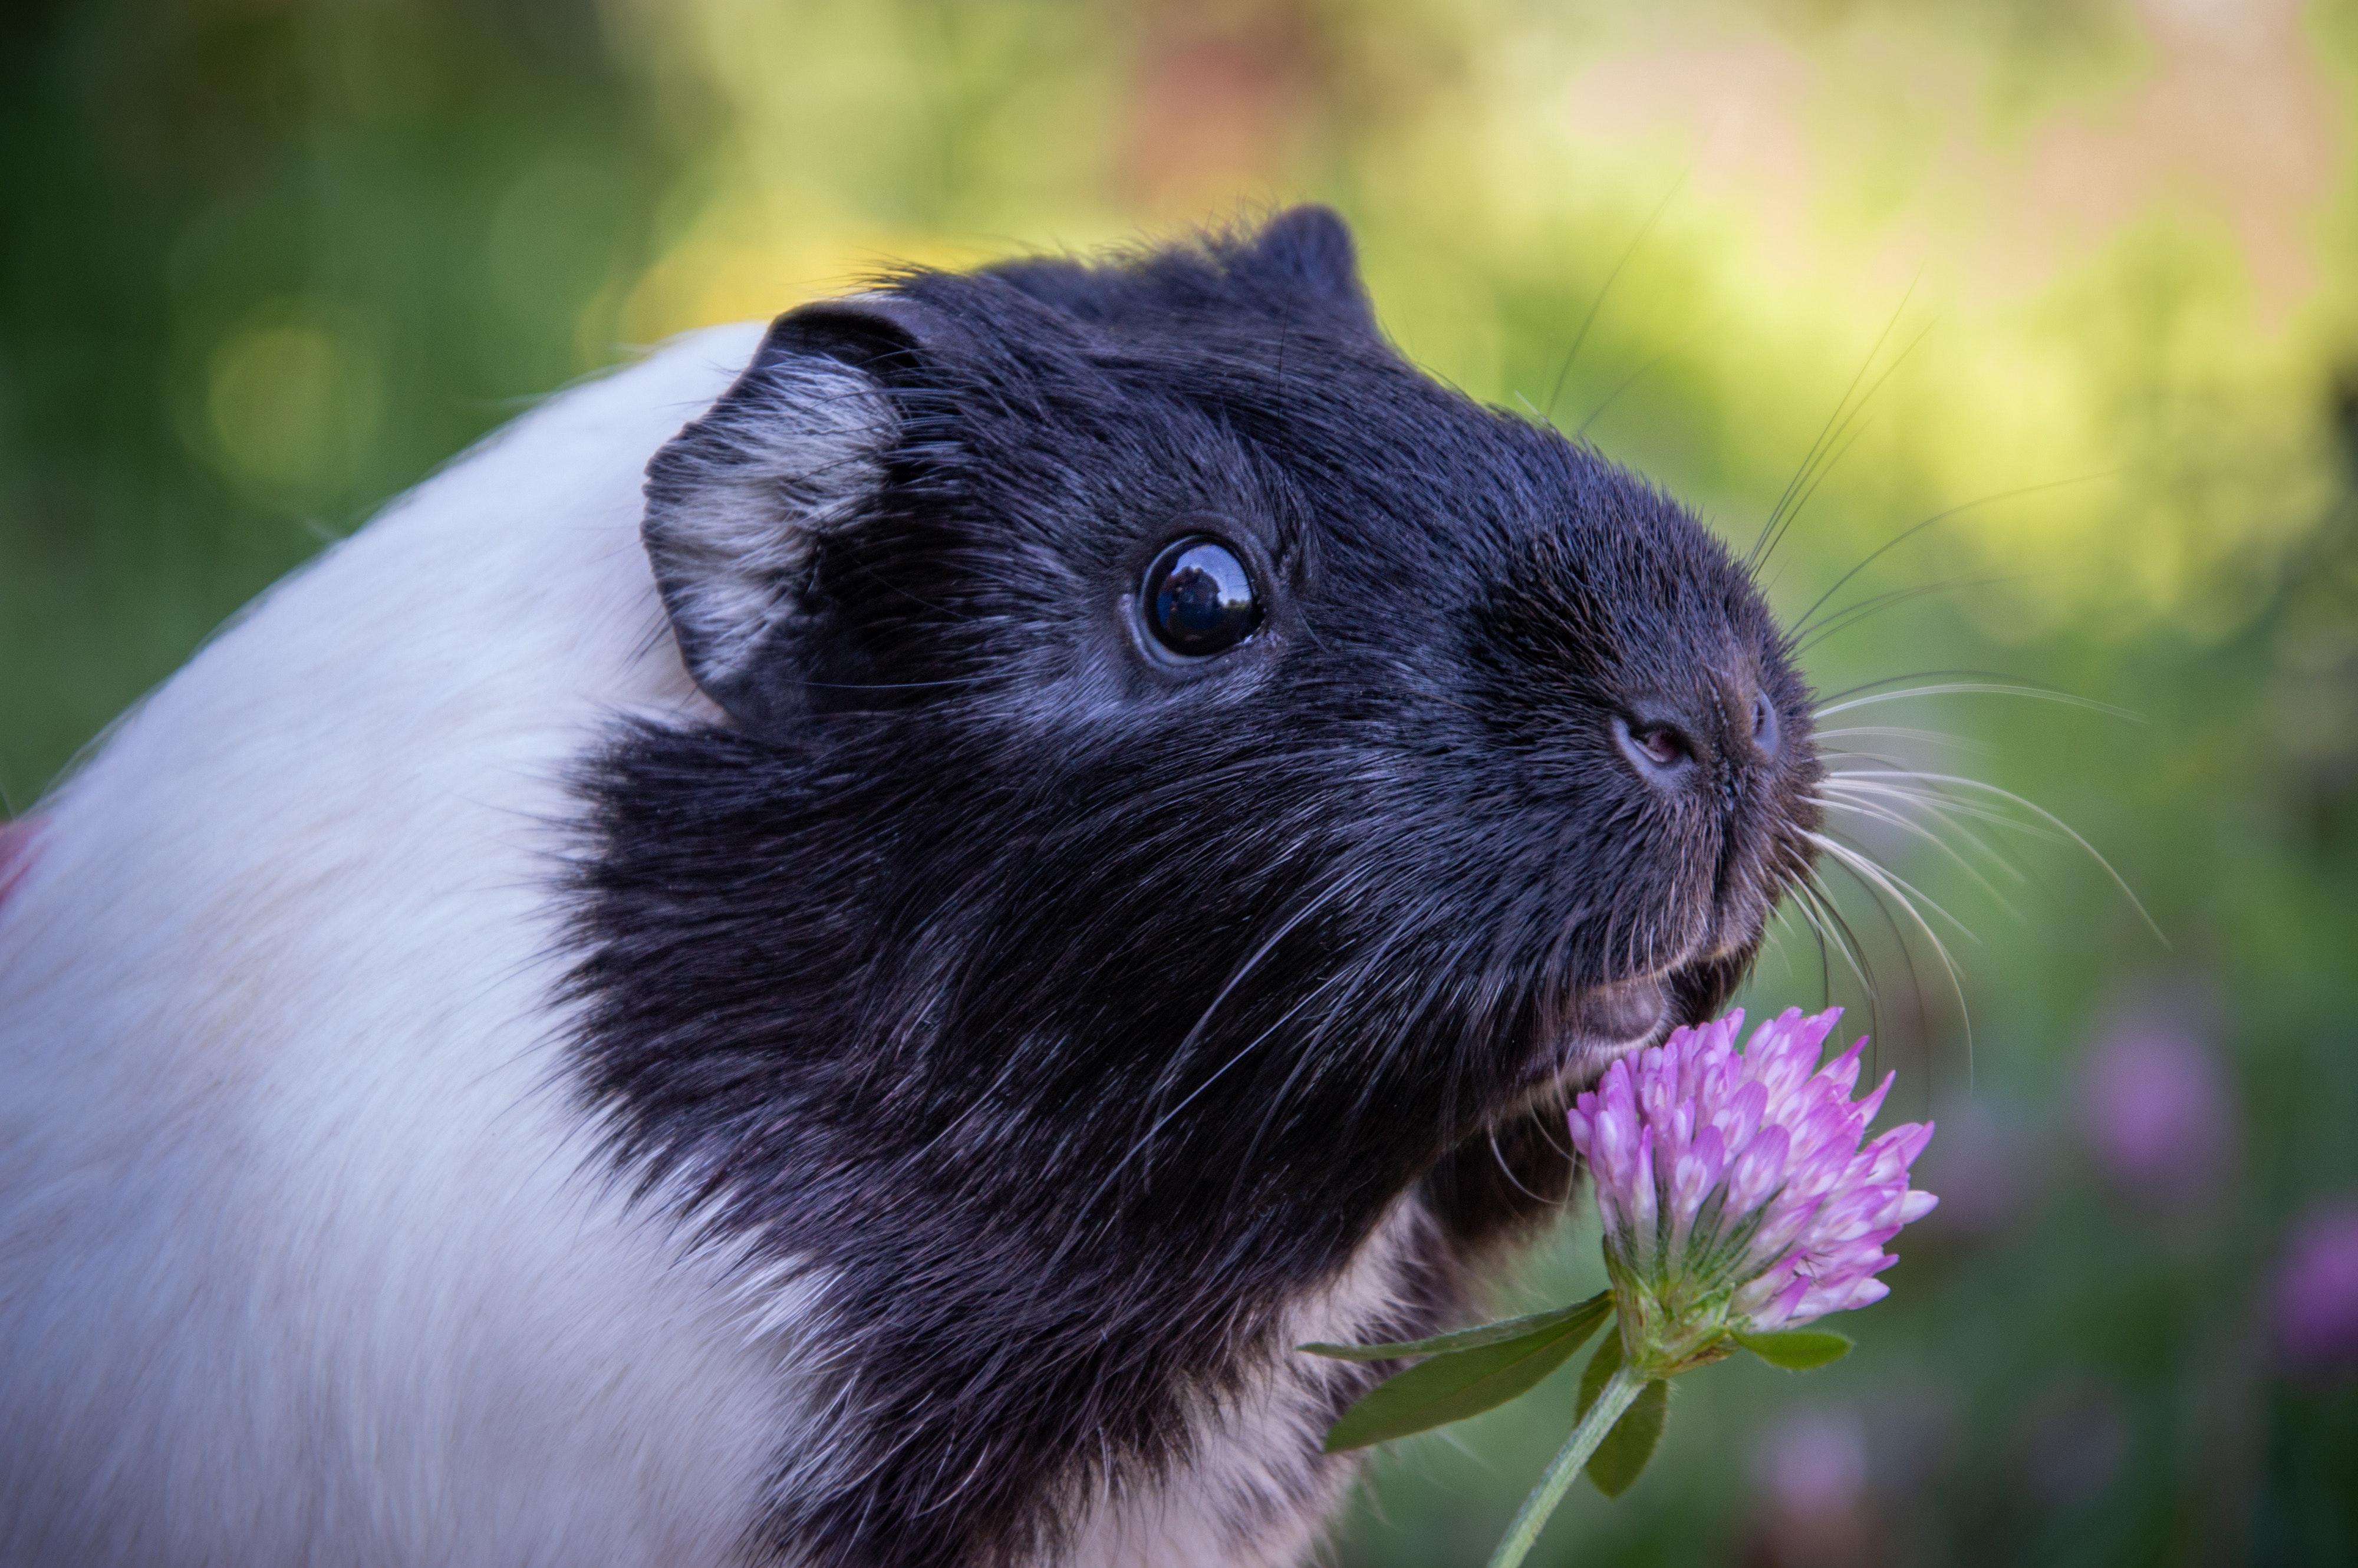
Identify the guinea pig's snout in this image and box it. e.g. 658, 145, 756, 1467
1615, 677, 1780, 789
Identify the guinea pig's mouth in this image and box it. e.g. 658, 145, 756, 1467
1517, 971, 1675, 1105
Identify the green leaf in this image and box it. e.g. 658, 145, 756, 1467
1585, 1379, 1669, 1498
1573, 1328, 1623, 1420
1302, 1290, 1611, 1362
1571, 1330, 1671, 1497
1734, 1329, 1854, 1371
1319, 1296, 1615, 1453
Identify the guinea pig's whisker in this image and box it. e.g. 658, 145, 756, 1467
1116, 975, 1338, 1194
1818, 768, 2038, 847
1575, 332, 1702, 440
1807, 830, 1978, 946
1748, 291, 1926, 573
1814, 680, 2140, 723
1151, 870, 1369, 1079
1798, 871, 1934, 1078
1813, 724, 1992, 755
1573, 351, 1659, 439
1761, 416, 1881, 592
1791, 874, 1878, 1008
1526, 1102, 1578, 1164
1790, 470, 2116, 637
1823, 768, 2162, 941
1793, 574, 2018, 656
1087, 871, 1379, 1215
1764, 895, 1836, 1006
1326, 943, 1465, 1146
1487, 1128, 1563, 1208
1808, 792, 2024, 918
1806, 831, 1974, 1068
1227, 944, 1427, 1188
1543, 176, 1683, 424
1817, 781, 2029, 891
1802, 872, 1877, 995
1822, 773, 2069, 851
1786, 872, 1895, 1060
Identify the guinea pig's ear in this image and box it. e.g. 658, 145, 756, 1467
641, 298, 937, 734
1243, 205, 1376, 332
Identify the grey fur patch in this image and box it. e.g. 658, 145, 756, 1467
642, 348, 894, 726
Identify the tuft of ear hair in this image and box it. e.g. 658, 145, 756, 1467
639, 299, 940, 734
1242, 204, 1372, 325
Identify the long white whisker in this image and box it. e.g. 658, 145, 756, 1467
1790, 876, 1875, 1004
1813, 724, 1994, 754
1819, 775, 2073, 852
1814, 683, 2142, 722
1833, 770, 2166, 943
1758, 900, 1803, 985
1809, 794, 2024, 917
1806, 836, 1975, 1082
1488, 1129, 1562, 1208
1770, 887, 1835, 1002
1811, 773, 2037, 872
1817, 781, 2032, 888
1808, 830, 1981, 946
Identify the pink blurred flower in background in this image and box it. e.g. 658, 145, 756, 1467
2075, 997, 2235, 1215
1741, 1407, 1885, 1568
2271, 1200, 2358, 1380
1911, 1095, 2040, 1245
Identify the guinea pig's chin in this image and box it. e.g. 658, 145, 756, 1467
1514, 973, 1674, 1106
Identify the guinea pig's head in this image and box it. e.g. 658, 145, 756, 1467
594, 207, 1821, 1261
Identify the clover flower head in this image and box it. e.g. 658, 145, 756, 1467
1566, 1007, 1937, 1369
2273, 1201, 2358, 1379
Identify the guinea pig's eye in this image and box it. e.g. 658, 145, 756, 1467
1140, 536, 1261, 657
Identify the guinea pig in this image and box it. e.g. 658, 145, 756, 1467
0, 206, 1820, 1567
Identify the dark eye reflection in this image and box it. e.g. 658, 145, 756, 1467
1142, 537, 1260, 657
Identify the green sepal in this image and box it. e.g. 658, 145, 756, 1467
1318, 1293, 1615, 1453
1573, 1332, 1670, 1497
1302, 1290, 1611, 1362
1733, 1328, 1853, 1371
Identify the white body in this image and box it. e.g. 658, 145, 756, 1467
0, 327, 1407, 1566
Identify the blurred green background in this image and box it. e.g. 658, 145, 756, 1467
5, 0, 2356, 1562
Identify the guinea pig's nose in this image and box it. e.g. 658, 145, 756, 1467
1616, 681, 1777, 787
1613, 710, 1700, 785
1741, 687, 1780, 759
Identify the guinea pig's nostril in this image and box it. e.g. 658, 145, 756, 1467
1750, 691, 1779, 755
1615, 714, 1693, 780
1635, 727, 1685, 765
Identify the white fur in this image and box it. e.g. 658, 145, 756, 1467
1059, 1201, 1425, 1568
0, 326, 1414, 1565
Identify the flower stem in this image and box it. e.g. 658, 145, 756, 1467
1484, 1365, 1645, 1568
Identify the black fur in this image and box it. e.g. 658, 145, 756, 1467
565, 209, 1822, 1567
